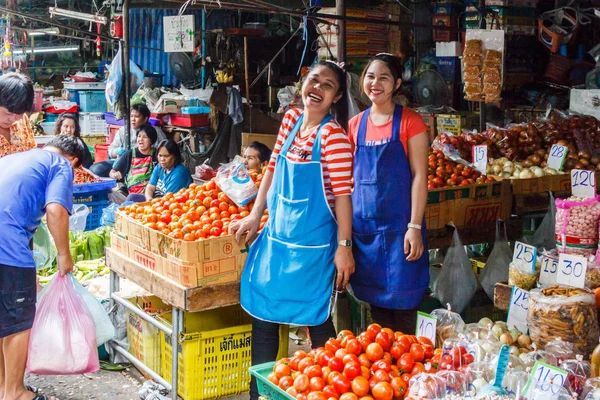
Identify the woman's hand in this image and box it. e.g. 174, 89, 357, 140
334, 247, 355, 290
229, 213, 261, 245
404, 228, 424, 261
109, 170, 122, 180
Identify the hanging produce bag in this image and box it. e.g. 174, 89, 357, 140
432, 225, 478, 313
215, 155, 258, 207
555, 196, 600, 257
27, 273, 99, 375
532, 191, 556, 250
480, 220, 512, 300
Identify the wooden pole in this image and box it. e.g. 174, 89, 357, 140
123, 0, 131, 150
244, 36, 252, 132
336, 0, 346, 62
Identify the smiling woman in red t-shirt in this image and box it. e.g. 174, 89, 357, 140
348, 54, 430, 334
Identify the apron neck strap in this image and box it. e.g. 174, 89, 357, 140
357, 105, 404, 146
280, 113, 332, 162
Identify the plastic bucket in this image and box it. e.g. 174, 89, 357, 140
69, 204, 90, 231
33, 89, 44, 112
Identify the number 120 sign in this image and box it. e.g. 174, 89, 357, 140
571, 169, 596, 199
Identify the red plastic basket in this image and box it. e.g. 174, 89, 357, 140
170, 113, 209, 128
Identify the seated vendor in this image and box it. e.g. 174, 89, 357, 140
89, 103, 166, 177
54, 113, 93, 168
243, 141, 272, 172
109, 124, 157, 201
145, 140, 192, 201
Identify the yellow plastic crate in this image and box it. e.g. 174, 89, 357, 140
470, 258, 486, 275
125, 296, 170, 376
160, 305, 289, 400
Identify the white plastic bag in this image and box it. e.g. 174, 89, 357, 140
215, 156, 258, 207
533, 191, 556, 250
432, 225, 477, 313
70, 275, 115, 346
480, 220, 512, 300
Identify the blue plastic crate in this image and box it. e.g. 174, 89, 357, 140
73, 178, 116, 194
65, 89, 80, 104
85, 200, 109, 231
73, 189, 110, 204
45, 113, 60, 123
79, 91, 107, 113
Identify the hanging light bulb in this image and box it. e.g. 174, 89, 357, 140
3, 41, 11, 57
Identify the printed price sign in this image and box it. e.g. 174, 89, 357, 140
472, 145, 488, 175
415, 311, 437, 345
523, 361, 568, 399
547, 144, 568, 171
571, 169, 596, 199
557, 253, 587, 288
512, 241, 537, 273
539, 255, 559, 286
507, 286, 529, 334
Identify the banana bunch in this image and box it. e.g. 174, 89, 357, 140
38, 257, 109, 286
216, 69, 234, 83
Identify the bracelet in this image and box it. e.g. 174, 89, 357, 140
407, 223, 422, 230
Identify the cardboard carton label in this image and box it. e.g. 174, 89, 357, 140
464, 202, 503, 225
131, 248, 161, 274
110, 232, 129, 256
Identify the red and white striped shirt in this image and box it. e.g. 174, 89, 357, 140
268, 108, 353, 208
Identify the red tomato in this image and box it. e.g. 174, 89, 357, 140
287, 387, 299, 397
335, 348, 348, 360
343, 362, 362, 380
294, 374, 310, 392
462, 353, 474, 366
332, 374, 352, 395
351, 376, 370, 397
290, 356, 302, 371
268, 372, 279, 385
309, 377, 326, 392
340, 393, 358, 400
409, 344, 425, 362
345, 338, 362, 356
372, 359, 391, 373
422, 344, 434, 359
366, 323, 382, 341
342, 354, 359, 366
337, 330, 354, 341
323, 385, 340, 399
325, 339, 342, 354
305, 365, 323, 379
417, 336, 434, 347
365, 343, 384, 362
411, 362, 425, 376
360, 366, 370, 380
322, 366, 332, 383
373, 369, 391, 383
400, 373, 411, 386
357, 354, 372, 369
328, 357, 344, 373
209, 226, 222, 237
396, 336, 411, 354
295, 350, 308, 359
374, 332, 391, 352
398, 353, 415, 374
298, 357, 315, 374
307, 392, 327, 400
372, 382, 394, 400
279, 376, 294, 390
357, 335, 372, 352
389, 343, 404, 361
274, 363, 291, 378
390, 377, 407, 398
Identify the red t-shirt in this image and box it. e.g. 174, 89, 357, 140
268, 108, 353, 208
347, 108, 428, 155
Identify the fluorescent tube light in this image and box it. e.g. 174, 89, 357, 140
28, 28, 60, 36
49, 7, 108, 25
15, 46, 79, 54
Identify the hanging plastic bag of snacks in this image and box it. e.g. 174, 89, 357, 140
555, 196, 600, 257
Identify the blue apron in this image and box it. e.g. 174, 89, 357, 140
350, 105, 429, 310
240, 114, 338, 326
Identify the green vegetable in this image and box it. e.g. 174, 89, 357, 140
87, 232, 104, 259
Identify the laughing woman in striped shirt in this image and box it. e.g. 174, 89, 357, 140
230, 61, 355, 400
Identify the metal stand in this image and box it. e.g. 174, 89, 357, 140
109, 270, 180, 400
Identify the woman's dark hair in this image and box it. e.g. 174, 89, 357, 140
247, 141, 272, 163
0, 73, 34, 114
54, 113, 81, 138
136, 124, 158, 145
44, 135, 85, 168
131, 102, 151, 119
156, 140, 183, 166
360, 53, 405, 96
311, 61, 348, 131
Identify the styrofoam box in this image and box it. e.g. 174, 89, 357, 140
62, 81, 106, 91
570, 89, 600, 120
436, 42, 462, 57
39, 121, 56, 135
80, 112, 107, 135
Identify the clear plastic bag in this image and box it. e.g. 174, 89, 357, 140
508, 260, 540, 291
441, 337, 471, 371
555, 196, 600, 257
582, 378, 600, 400
532, 191, 556, 250
215, 155, 258, 207
27, 273, 99, 375
501, 368, 529, 398
586, 260, 600, 289
33, 221, 56, 271
546, 337, 578, 365
431, 304, 466, 348
432, 226, 478, 313
521, 350, 558, 368
529, 381, 575, 400
437, 368, 469, 396
529, 289, 599, 358
408, 372, 446, 399
70, 275, 115, 346
560, 355, 591, 396
480, 220, 512, 300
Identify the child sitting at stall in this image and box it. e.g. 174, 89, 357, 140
109, 124, 157, 202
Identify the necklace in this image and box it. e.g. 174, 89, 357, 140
370, 110, 394, 125
299, 122, 320, 138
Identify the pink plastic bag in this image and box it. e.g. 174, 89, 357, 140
555, 196, 600, 257
26, 273, 99, 375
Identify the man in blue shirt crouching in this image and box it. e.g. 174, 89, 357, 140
0, 135, 83, 400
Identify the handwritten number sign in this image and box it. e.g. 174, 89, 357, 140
539, 255, 559, 286
472, 145, 488, 175
557, 253, 587, 289
415, 311, 437, 345
523, 361, 568, 399
507, 286, 529, 334
547, 145, 568, 171
571, 169, 596, 199
512, 241, 537, 273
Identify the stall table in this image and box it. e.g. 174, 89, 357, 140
107, 247, 241, 400
427, 217, 523, 249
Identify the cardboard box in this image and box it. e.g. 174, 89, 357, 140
419, 113, 436, 143
433, 15, 458, 42
437, 57, 460, 82
436, 113, 465, 135
153, 96, 188, 114
425, 180, 511, 229
110, 232, 129, 256
241, 132, 278, 152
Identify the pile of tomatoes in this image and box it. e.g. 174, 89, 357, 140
120, 171, 268, 241
266, 324, 443, 400
427, 149, 496, 190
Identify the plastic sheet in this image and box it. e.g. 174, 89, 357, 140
70, 275, 116, 346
